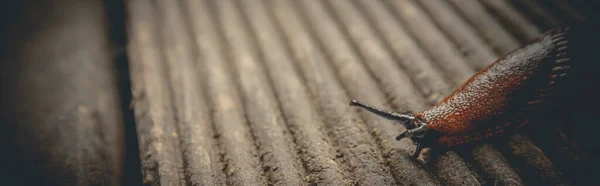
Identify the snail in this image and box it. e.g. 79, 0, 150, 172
350, 22, 599, 158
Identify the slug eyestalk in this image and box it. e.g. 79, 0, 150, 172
349, 100, 430, 158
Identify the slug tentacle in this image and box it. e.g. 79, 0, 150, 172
349, 100, 415, 128
397, 123, 431, 158
413, 142, 424, 159
350, 100, 433, 157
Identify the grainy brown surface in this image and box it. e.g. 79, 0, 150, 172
125, 0, 595, 185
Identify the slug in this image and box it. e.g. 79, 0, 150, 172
349, 22, 599, 158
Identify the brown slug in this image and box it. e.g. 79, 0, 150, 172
349, 22, 599, 158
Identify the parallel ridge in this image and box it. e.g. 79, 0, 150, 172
126, 0, 590, 185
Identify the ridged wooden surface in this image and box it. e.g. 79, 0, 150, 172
126, 0, 592, 185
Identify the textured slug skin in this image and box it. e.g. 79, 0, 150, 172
415, 27, 574, 148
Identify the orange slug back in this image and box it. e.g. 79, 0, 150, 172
416, 27, 572, 147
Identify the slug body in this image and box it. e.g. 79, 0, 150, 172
417, 27, 570, 148
350, 23, 598, 158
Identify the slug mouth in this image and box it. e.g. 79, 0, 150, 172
349, 100, 430, 158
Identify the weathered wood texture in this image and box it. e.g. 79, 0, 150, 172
125, 0, 595, 185
0, 0, 127, 185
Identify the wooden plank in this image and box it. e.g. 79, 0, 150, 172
121, 0, 590, 185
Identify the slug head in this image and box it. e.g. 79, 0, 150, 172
349, 100, 432, 158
